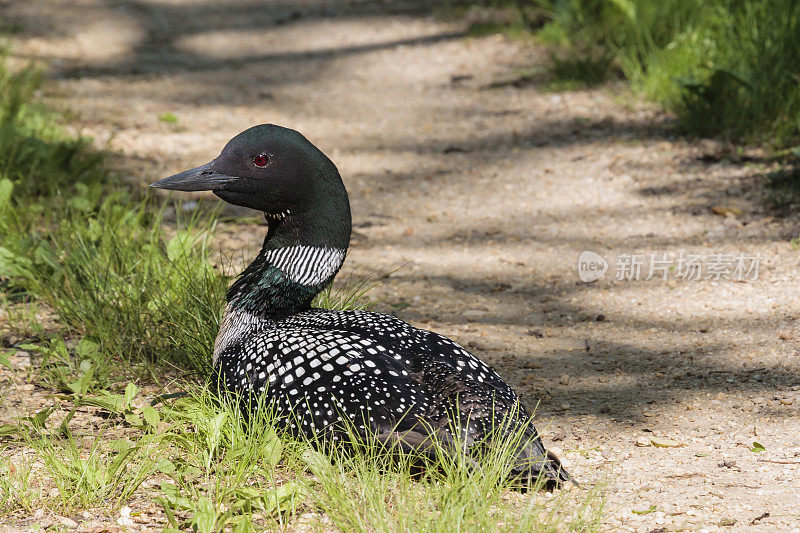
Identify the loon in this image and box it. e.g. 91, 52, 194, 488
151, 124, 571, 488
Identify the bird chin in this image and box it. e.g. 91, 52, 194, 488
212, 189, 261, 211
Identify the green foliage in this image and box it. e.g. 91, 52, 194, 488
497, 0, 800, 147
0, 54, 107, 202
0, 51, 227, 375
1, 384, 162, 515
675, 0, 800, 145
158, 112, 179, 124
31, 430, 158, 510
3, 380, 604, 529
548, 46, 615, 87
19, 338, 112, 394
153, 388, 303, 530
1, 180, 227, 374
0, 451, 41, 514
313, 272, 383, 312
154, 388, 604, 532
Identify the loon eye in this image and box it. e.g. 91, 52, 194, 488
253, 154, 269, 167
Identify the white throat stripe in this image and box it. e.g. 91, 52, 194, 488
266, 246, 345, 286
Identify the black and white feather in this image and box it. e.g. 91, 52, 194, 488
215, 304, 571, 486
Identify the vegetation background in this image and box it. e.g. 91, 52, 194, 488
463, 0, 800, 149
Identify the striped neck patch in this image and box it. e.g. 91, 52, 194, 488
265, 246, 346, 286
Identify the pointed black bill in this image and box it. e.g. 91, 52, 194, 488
149, 161, 240, 192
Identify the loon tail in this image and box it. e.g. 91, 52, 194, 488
375, 422, 575, 490
506, 426, 575, 490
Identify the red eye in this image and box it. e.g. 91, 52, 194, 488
253, 154, 269, 167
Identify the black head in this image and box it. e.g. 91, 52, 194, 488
150, 124, 340, 216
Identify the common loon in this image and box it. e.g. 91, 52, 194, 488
150, 124, 571, 488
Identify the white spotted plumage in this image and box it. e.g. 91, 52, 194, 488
216, 308, 517, 437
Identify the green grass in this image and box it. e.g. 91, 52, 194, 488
764, 165, 800, 214
15, 197, 219, 358
673, 0, 800, 145
1, 181, 227, 376
0, 54, 107, 203
0, 48, 227, 376
0, 380, 605, 530
158, 112, 179, 124
29, 430, 159, 511
461, 0, 800, 149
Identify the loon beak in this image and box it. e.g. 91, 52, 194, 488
149, 161, 240, 192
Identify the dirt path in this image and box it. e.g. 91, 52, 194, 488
8, 0, 800, 530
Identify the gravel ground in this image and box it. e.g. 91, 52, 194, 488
5, 0, 800, 530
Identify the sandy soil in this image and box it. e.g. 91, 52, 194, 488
5, 0, 800, 530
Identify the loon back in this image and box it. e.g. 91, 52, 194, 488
151, 124, 572, 489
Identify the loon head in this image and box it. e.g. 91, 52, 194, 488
150, 124, 351, 249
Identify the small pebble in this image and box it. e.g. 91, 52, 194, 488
468, 340, 489, 351
118, 506, 135, 528
463, 309, 488, 320
59, 517, 78, 528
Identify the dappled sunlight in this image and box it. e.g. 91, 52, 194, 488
3, 0, 799, 530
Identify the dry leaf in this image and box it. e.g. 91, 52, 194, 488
650, 437, 683, 448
